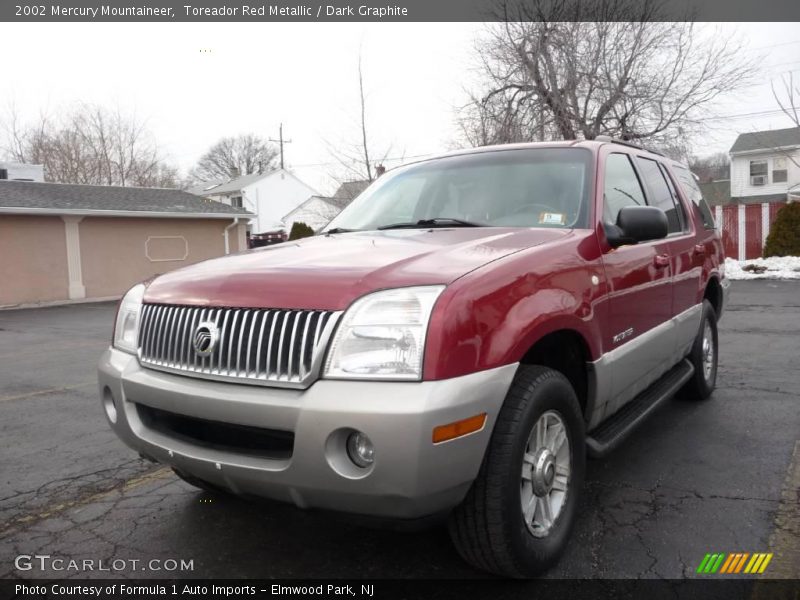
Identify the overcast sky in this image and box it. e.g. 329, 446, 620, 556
1, 22, 798, 194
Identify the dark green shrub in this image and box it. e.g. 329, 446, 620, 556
288, 221, 315, 241
763, 202, 800, 257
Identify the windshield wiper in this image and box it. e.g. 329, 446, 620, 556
322, 227, 358, 235
378, 218, 483, 230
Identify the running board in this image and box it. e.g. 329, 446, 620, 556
586, 359, 695, 458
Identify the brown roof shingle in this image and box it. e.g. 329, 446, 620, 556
0, 181, 251, 216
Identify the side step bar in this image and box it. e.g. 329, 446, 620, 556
586, 359, 695, 458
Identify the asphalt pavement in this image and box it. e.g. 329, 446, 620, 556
1, 281, 798, 580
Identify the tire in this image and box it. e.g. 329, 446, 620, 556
448, 365, 586, 578
679, 299, 718, 400
172, 467, 229, 495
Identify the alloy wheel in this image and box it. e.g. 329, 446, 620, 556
520, 410, 571, 538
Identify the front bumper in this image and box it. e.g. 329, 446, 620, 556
98, 348, 517, 519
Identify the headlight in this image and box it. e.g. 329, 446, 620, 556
324, 286, 445, 380
113, 283, 145, 354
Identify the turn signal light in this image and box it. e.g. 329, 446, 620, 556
432, 413, 487, 444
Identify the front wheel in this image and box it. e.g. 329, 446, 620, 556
448, 366, 585, 578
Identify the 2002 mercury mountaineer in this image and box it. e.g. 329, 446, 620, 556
98, 139, 730, 577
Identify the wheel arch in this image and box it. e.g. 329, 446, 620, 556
704, 276, 723, 317
518, 329, 592, 420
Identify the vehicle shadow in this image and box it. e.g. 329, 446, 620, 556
169, 483, 484, 579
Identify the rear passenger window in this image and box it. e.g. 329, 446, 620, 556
636, 157, 685, 234
603, 153, 646, 225
658, 163, 689, 231
672, 165, 716, 230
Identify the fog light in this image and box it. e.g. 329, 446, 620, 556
102, 388, 118, 424
346, 431, 374, 468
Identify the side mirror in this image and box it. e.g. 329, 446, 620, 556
606, 206, 668, 248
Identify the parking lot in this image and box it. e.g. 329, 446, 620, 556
1, 280, 798, 580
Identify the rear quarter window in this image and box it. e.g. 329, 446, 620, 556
636, 157, 687, 234
672, 165, 716, 230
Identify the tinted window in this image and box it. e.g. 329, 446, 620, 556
325, 148, 592, 231
672, 165, 716, 230
658, 163, 689, 231
603, 153, 646, 225
637, 157, 683, 234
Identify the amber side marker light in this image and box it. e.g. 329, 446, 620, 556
433, 413, 487, 444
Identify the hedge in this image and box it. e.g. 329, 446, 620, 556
763, 202, 800, 257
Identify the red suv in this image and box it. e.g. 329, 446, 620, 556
99, 139, 729, 577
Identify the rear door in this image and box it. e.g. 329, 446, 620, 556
635, 158, 705, 360
597, 150, 675, 419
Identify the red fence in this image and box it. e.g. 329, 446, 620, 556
715, 202, 785, 260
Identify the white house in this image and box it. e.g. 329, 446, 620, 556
283, 196, 349, 232
0, 162, 45, 182
729, 127, 800, 203
282, 180, 371, 232
193, 169, 319, 235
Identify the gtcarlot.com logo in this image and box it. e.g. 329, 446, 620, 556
697, 552, 773, 575
14, 554, 194, 573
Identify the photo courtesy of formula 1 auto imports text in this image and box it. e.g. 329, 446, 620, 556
1, 1, 799, 599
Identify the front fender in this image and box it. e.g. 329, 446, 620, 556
423, 233, 606, 381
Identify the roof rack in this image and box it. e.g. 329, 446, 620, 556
594, 135, 665, 157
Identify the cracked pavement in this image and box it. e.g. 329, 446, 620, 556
1, 281, 798, 580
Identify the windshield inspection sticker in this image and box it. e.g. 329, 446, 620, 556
539, 212, 566, 225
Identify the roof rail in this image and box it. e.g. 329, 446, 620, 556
594, 135, 665, 157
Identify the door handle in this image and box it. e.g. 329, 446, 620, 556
693, 244, 706, 256
654, 254, 670, 268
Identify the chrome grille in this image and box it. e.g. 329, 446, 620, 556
137, 304, 340, 388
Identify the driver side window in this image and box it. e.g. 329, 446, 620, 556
603, 153, 646, 225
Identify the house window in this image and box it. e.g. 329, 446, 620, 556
231, 196, 243, 208
750, 161, 768, 186
773, 157, 788, 184
0, 169, 7, 180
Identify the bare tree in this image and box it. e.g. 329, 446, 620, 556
1, 103, 178, 187
458, 0, 757, 147
358, 54, 373, 182
0, 100, 32, 162
327, 51, 392, 183
772, 72, 800, 128
689, 152, 730, 183
191, 134, 278, 182
749, 72, 800, 171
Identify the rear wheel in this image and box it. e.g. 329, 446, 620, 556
448, 366, 585, 577
680, 299, 718, 400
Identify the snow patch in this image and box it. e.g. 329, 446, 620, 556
725, 256, 800, 280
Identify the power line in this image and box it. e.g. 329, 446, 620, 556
762, 59, 800, 70
699, 108, 790, 122
746, 39, 800, 52
288, 152, 437, 170
166, 108, 797, 170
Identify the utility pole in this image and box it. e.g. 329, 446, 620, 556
269, 123, 292, 170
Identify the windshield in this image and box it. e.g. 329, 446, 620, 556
324, 148, 592, 232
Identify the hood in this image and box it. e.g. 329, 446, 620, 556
144, 228, 570, 310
